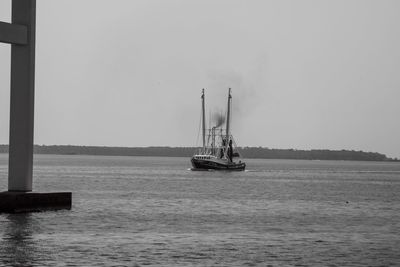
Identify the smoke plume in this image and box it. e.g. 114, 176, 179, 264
213, 112, 225, 128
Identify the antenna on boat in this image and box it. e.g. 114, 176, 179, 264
201, 89, 206, 153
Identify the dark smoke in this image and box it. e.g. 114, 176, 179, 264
213, 112, 225, 128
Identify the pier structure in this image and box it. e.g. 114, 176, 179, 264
0, 0, 71, 213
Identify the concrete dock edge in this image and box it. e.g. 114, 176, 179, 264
0, 192, 72, 213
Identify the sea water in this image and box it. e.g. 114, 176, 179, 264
0, 154, 399, 266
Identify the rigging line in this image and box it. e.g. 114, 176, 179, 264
195, 106, 202, 147
206, 128, 212, 154
232, 136, 244, 158
230, 96, 233, 133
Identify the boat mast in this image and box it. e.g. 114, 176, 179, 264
201, 89, 206, 153
225, 88, 232, 149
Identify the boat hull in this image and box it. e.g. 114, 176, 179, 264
191, 157, 246, 171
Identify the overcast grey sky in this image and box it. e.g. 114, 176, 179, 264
1, 0, 399, 158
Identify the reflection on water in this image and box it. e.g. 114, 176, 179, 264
0, 214, 37, 266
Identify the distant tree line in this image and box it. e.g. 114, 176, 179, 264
239, 147, 396, 161
0, 144, 398, 161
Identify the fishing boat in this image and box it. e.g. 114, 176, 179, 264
191, 88, 246, 171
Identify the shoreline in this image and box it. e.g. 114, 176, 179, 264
0, 145, 398, 162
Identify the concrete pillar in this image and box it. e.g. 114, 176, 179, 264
8, 0, 36, 192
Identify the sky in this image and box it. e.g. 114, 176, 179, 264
1, 0, 399, 158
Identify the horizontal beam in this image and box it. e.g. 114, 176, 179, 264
0, 21, 27, 45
